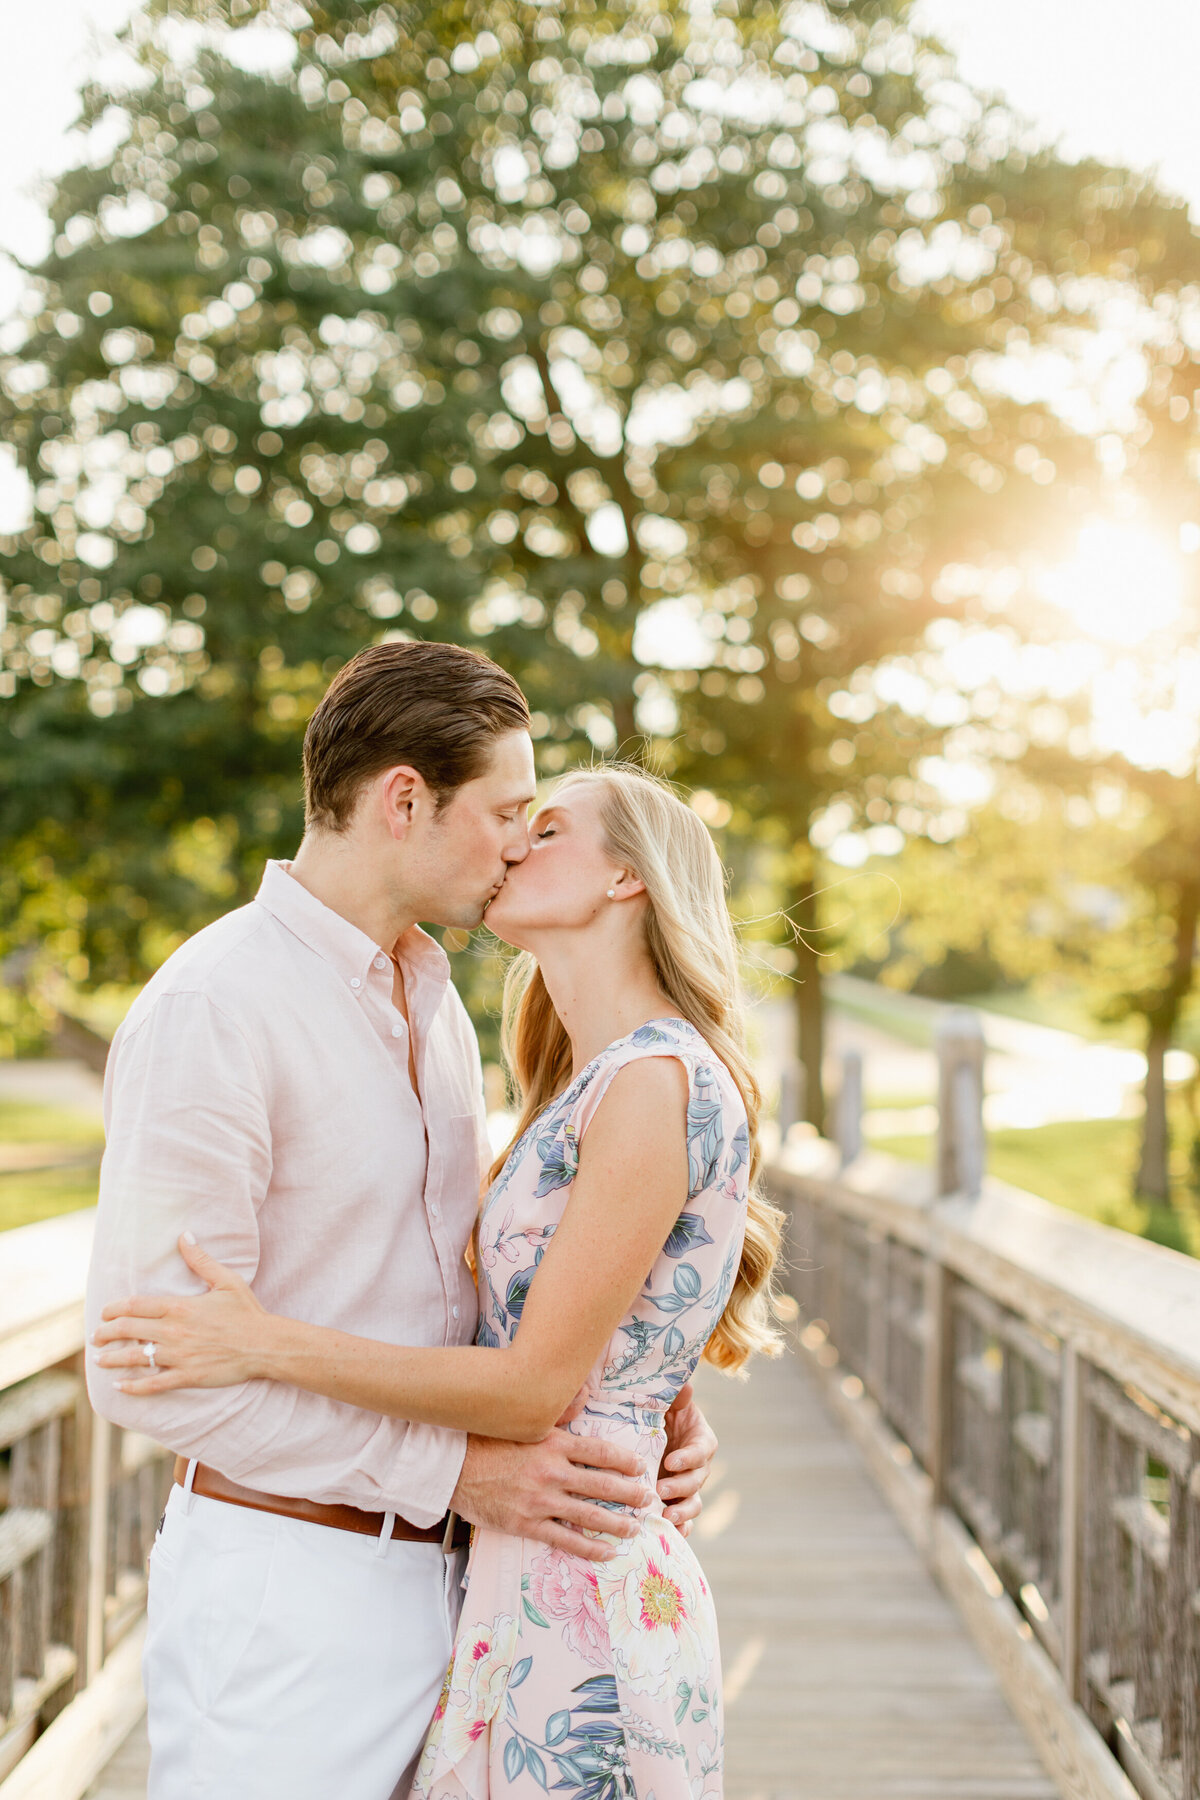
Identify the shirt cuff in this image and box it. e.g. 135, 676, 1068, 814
385, 1421, 468, 1528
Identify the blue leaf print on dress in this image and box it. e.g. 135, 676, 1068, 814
663, 1211, 715, 1259
504, 1737, 525, 1782
571, 1675, 621, 1713
505, 1265, 535, 1321
535, 1121, 579, 1197
630, 1021, 679, 1046
673, 1262, 702, 1300
685, 1066, 724, 1196
727, 1118, 750, 1181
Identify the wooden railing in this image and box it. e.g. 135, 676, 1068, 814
770, 1123, 1200, 1800
4, 1008, 1200, 1800
0, 1210, 171, 1799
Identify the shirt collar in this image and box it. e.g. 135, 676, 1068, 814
255, 860, 451, 992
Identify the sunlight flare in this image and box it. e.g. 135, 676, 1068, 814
1038, 522, 1184, 647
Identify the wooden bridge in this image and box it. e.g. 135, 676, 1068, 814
3, 1092, 1200, 1800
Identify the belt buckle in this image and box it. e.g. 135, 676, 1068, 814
441, 1509, 461, 1554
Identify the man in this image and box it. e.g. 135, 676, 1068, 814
85, 640, 717, 1800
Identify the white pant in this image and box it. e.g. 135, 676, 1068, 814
144, 1481, 466, 1800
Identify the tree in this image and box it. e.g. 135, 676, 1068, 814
0, 0, 1192, 1098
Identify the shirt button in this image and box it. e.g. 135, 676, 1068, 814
452, 1305, 460, 1320
349, 977, 361, 990
391, 1024, 403, 1038
373, 955, 388, 970
431, 1202, 441, 1218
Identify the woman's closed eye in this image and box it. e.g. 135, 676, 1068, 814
535, 827, 557, 840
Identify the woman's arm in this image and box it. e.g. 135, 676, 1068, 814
96, 1058, 690, 1444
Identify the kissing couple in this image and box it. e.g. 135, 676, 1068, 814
86, 639, 783, 1800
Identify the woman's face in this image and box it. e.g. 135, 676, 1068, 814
483, 783, 624, 947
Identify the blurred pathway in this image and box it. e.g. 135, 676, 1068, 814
88, 1344, 1056, 1800
754, 974, 1173, 1135
0, 1057, 105, 1118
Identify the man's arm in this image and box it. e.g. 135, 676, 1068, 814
85, 989, 465, 1526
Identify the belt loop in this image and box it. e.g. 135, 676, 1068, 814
377, 1510, 395, 1557
182, 1457, 198, 1517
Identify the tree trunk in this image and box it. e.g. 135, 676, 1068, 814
1138, 1020, 1171, 1200
1135, 882, 1200, 1202
792, 878, 826, 1136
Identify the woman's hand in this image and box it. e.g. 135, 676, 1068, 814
92, 1234, 274, 1395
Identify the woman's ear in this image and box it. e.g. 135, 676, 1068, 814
610, 869, 646, 900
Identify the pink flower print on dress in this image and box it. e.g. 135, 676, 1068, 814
526, 1547, 610, 1667
479, 1207, 514, 1272
598, 1532, 709, 1699
427, 1612, 518, 1768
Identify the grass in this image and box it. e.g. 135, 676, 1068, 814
0, 1099, 105, 1148
0, 1165, 101, 1233
0, 1098, 104, 1232
870, 1112, 1200, 1256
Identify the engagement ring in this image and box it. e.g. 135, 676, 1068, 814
141, 1341, 158, 1367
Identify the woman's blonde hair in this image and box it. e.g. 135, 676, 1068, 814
490, 763, 784, 1373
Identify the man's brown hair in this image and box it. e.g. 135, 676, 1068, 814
303, 640, 531, 831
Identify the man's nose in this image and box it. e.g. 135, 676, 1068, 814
504, 822, 532, 865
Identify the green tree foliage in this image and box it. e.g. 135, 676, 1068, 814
0, 0, 1192, 1108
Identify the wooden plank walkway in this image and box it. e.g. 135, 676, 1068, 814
87, 1345, 1057, 1799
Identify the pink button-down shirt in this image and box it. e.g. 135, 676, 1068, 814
85, 860, 486, 1526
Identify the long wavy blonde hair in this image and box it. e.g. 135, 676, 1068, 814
490, 764, 784, 1374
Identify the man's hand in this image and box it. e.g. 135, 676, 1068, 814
452, 1431, 651, 1562
657, 1384, 718, 1538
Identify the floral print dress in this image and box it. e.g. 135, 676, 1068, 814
414, 1017, 750, 1800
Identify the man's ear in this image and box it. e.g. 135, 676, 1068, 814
378, 764, 428, 841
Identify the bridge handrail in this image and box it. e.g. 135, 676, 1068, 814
3, 1128, 1199, 1800
770, 1134, 1200, 1800
0, 1207, 170, 1800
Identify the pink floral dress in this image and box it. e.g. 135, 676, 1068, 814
414, 1018, 750, 1800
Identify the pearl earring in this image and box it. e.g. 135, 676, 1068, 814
606, 889, 616, 898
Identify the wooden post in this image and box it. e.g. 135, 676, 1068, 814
922, 1257, 953, 1498
866, 1230, 888, 1408
1059, 1344, 1085, 1699
836, 1050, 864, 1167
85, 1417, 111, 1684
936, 1008, 985, 1198
778, 1060, 805, 1142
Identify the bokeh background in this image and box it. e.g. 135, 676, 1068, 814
4, 0, 1200, 1252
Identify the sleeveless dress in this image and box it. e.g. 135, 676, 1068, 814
414, 1017, 750, 1800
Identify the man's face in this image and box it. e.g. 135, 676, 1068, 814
415, 729, 538, 929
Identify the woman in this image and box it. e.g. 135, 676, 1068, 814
95, 764, 784, 1800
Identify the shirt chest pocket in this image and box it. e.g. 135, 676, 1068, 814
425, 1111, 485, 1229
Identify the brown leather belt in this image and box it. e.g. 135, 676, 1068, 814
173, 1459, 470, 1548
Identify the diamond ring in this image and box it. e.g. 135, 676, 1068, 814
142, 1341, 158, 1367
